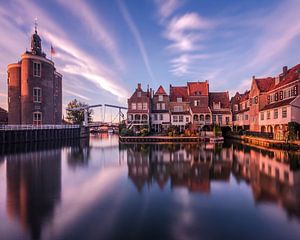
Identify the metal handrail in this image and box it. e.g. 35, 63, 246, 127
0, 124, 80, 131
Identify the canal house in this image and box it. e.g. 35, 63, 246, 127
231, 90, 250, 131
187, 81, 211, 129
151, 85, 170, 133
209, 91, 232, 127
169, 85, 191, 132
259, 65, 300, 140
249, 75, 275, 131
127, 83, 151, 131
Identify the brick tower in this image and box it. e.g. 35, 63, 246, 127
7, 23, 62, 125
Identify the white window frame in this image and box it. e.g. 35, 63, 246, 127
142, 102, 148, 110
137, 103, 142, 110
131, 103, 136, 110
33, 87, 42, 103
33, 112, 42, 125
282, 107, 287, 118
274, 109, 278, 119
156, 103, 160, 110
33, 62, 41, 77
158, 95, 163, 101
177, 97, 182, 103
161, 103, 165, 110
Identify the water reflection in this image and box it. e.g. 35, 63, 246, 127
231, 142, 300, 219
0, 138, 300, 240
124, 141, 300, 219
6, 149, 61, 240
67, 139, 90, 169
126, 143, 232, 193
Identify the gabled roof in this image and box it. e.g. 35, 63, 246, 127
254, 77, 275, 92
187, 81, 209, 96
260, 97, 296, 111
155, 85, 167, 95
190, 106, 211, 114
170, 86, 188, 101
209, 92, 230, 108
128, 85, 150, 100
271, 64, 300, 90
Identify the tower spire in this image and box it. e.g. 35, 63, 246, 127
34, 17, 38, 34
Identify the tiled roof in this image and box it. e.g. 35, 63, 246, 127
187, 81, 209, 96
260, 97, 296, 111
155, 85, 167, 95
271, 64, 300, 90
170, 86, 188, 101
171, 111, 190, 115
235, 108, 250, 114
211, 110, 231, 115
209, 92, 230, 108
240, 90, 250, 101
151, 110, 169, 113
255, 77, 275, 92
190, 106, 211, 114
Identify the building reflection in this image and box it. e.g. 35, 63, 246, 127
6, 148, 62, 240
232, 142, 300, 219
125, 141, 300, 219
126, 143, 233, 193
67, 138, 90, 169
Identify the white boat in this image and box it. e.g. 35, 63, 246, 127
108, 129, 114, 134
210, 137, 224, 143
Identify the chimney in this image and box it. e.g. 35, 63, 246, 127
137, 83, 141, 90
252, 75, 255, 80
150, 88, 152, 98
283, 66, 288, 75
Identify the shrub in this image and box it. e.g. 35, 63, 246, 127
288, 122, 300, 141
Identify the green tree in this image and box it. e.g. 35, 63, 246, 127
66, 99, 93, 124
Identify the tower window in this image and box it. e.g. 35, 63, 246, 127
33, 112, 42, 125
33, 62, 41, 77
33, 87, 42, 102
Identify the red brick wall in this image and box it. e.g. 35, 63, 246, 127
8, 55, 62, 125
8, 65, 21, 124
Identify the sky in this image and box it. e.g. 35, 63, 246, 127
0, 0, 300, 120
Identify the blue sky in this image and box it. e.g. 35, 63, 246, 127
0, 0, 300, 120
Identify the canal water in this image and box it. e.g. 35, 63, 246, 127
0, 134, 300, 240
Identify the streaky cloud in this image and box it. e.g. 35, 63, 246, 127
117, 0, 156, 84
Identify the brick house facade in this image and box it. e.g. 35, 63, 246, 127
209, 92, 232, 127
187, 81, 211, 128
231, 91, 250, 130
127, 83, 151, 131
259, 65, 300, 139
249, 76, 274, 131
127, 81, 232, 133
169, 85, 191, 132
151, 86, 170, 132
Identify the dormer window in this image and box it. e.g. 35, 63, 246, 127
158, 95, 163, 101
213, 102, 220, 110
194, 100, 200, 106
234, 104, 238, 111
195, 91, 201, 96
137, 91, 141, 97
177, 97, 182, 102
